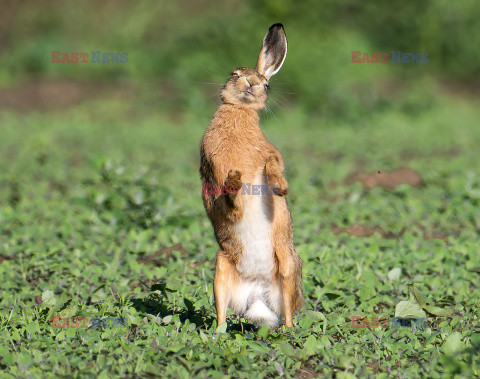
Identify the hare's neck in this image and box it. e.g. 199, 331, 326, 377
221, 103, 258, 116
217, 104, 260, 130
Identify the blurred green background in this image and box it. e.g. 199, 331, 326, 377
1, 0, 479, 117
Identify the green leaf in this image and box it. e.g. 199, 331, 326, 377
0, 347, 14, 365
304, 335, 317, 356
442, 332, 464, 356
407, 284, 453, 316
395, 301, 427, 318
336, 373, 357, 379
162, 315, 172, 324
257, 325, 269, 339
470, 333, 480, 349
387, 267, 401, 282
466, 266, 480, 274
59, 305, 78, 318
423, 305, 453, 317
55, 330, 65, 342
42, 290, 57, 307
407, 285, 427, 307
277, 340, 295, 356
248, 343, 270, 354
199, 330, 208, 343
215, 322, 227, 334
58, 298, 73, 312
304, 310, 327, 334
26, 321, 39, 335
274, 361, 284, 375
299, 316, 313, 329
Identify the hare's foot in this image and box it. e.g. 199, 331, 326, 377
265, 156, 288, 196
224, 169, 242, 195
270, 180, 288, 196
223, 170, 244, 220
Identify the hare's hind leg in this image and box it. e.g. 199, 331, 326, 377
273, 210, 304, 327
276, 249, 301, 327
276, 248, 303, 327
214, 250, 238, 326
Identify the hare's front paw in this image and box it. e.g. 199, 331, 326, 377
271, 177, 288, 196
224, 170, 242, 195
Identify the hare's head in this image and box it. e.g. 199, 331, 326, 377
221, 23, 287, 111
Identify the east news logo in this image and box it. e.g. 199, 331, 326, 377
51, 51, 128, 63
351, 51, 428, 63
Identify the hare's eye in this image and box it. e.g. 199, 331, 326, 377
230, 72, 238, 77
264, 83, 269, 90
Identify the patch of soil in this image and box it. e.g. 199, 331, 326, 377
412, 222, 449, 243
332, 222, 448, 243
345, 167, 423, 190
423, 232, 449, 243
0, 1, 16, 56
0, 254, 13, 264
331, 224, 405, 239
294, 361, 324, 378
137, 243, 187, 267
332, 224, 384, 237
367, 361, 381, 374
439, 78, 480, 100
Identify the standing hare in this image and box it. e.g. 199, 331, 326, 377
200, 24, 303, 328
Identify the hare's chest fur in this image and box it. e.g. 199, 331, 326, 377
234, 171, 275, 279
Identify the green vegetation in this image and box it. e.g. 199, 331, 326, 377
0, 0, 479, 377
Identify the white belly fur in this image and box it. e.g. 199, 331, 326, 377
235, 171, 274, 278
230, 171, 282, 327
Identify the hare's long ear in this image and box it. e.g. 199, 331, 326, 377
256, 23, 287, 81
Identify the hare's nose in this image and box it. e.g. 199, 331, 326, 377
245, 78, 252, 87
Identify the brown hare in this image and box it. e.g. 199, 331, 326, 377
199, 24, 303, 328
